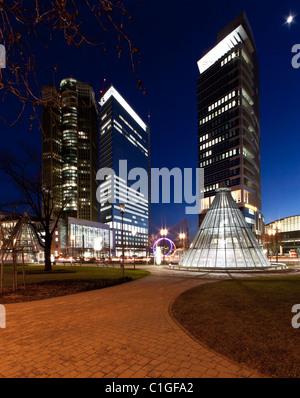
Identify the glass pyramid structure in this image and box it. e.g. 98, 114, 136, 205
0, 217, 42, 263
180, 187, 271, 269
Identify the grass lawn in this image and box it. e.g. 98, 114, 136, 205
1, 265, 149, 286
171, 275, 300, 378
0, 265, 150, 303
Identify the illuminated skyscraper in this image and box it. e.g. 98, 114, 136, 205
99, 85, 150, 256
42, 78, 98, 222
197, 11, 264, 239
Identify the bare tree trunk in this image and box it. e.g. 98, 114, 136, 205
12, 251, 15, 291
12, 250, 17, 291
44, 235, 52, 272
21, 249, 26, 290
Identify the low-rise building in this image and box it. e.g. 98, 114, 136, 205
265, 215, 300, 256
0, 216, 115, 261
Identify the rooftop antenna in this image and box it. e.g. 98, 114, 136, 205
99, 78, 107, 102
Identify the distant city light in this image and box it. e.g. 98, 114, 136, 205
153, 237, 176, 257
160, 228, 168, 237
155, 246, 162, 265
94, 237, 103, 251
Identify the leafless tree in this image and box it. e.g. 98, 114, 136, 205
171, 218, 193, 248
263, 231, 283, 260
148, 232, 158, 252
0, 0, 144, 126
0, 150, 70, 271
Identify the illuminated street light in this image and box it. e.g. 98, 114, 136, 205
160, 228, 168, 260
179, 233, 186, 249
287, 15, 294, 24
160, 229, 168, 237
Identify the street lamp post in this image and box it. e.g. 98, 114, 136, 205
268, 222, 281, 263
179, 233, 186, 250
120, 204, 126, 279
275, 222, 281, 263
70, 235, 75, 262
268, 229, 274, 262
160, 228, 168, 264
132, 229, 137, 270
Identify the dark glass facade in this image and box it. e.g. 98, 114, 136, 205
197, 11, 264, 239
99, 86, 149, 256
41, 85, 63, 216
42, 78, 98, 222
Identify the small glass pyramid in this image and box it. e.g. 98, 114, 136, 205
180, 187, 271, 269
1, 218, 42, 263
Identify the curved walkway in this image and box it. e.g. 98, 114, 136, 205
0, 266, 263, 378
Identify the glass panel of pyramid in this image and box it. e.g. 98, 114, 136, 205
0, 218, 42, 263
181, 187, 271, 269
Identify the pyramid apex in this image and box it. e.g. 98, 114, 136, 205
216, 182, 231, 192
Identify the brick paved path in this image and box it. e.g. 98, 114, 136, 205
0, 266, 262, 378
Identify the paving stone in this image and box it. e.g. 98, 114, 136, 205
0, 266, 262, 378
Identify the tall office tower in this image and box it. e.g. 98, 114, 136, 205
42, 78, 99, 222
197, 11, 264, 239
99, 85, 150, 256
42, 85, 63, 216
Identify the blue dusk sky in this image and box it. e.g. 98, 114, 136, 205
1, 0, 300, 238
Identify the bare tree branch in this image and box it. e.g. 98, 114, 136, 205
0, 0, 145, 125
0, 149, 71, 270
